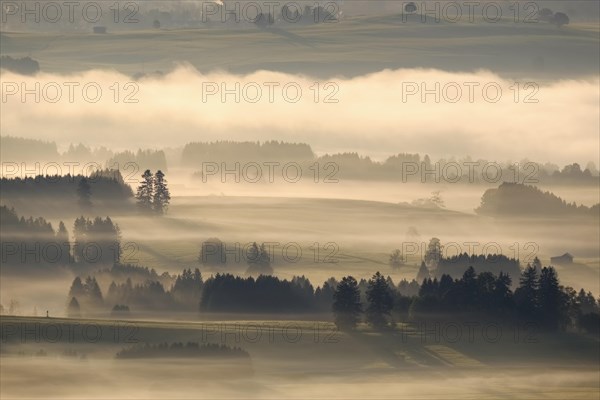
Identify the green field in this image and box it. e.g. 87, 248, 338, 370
2, 14, 599, 78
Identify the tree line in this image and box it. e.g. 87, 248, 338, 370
199, 239, 274, 275
68, 268, 203, 315
0, 170, 133, 213
477, 182, 599, 217
1, 206, 122, 271
64, 263, 599, 335
333, 266, 599, 334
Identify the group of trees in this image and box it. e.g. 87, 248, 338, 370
0, 136, 59, 162
3, 136, 597, 186
71, 268, 318, 315
1, 170, 134, 213
67, 276, 104, 316
95, 263, 173, 288
333, 272, 396, 330
68, 268, 202, 314
67, 268, 333, 315
0, 56, 40, 75
389, 237, 445, 274
73, 216, 122, 265
412, 268, 514, 320
515, 264, 599, 331
389, 249, 406, 270
200, 274, 315, 313
546, 163, 599, 183
170, 268, 203, 309
1, 206, 125, 272
332, 266, 600, 334
135, 170, 171, 215
204, 4, 337, 28
63, 260, 599, 336
1, 206, 70, 269
106, 279, 172, 311
0, 136, 174, 177
477, 182, 599, 217
538, 8, 569, 27
402, 3, 569, 28
434, 253, 522, 280
246, 242, 273, 275
107, 149, 168, 173
199, 239, 274, 275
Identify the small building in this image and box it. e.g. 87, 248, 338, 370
550, 253, 573, 265
93, 26, 107, 34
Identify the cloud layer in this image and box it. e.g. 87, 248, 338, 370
1, 66, 598, 165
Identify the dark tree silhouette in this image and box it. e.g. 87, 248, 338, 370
552, 12, 569, 27
200, 274, 315, 312
366, 272, 394, 329
67, 276, 103, 312
153, 170, 171, 215
0, 56, 40, 75
68, 277, 86, 299
136, 170, 154, 213
514, 264, 539, 320
538, 266, 564, 330
73, 216, 121, 265
404, 2, 417, 13
111, 304, 131, 316
77, 177, 92, 211
246, 242, 273, 275
171, 268, 203, 309
0, 206, 71, 269
332, 276, 362, 330
477, 182, 597, 217
84, 276, 104, 306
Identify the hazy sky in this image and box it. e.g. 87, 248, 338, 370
1, 66, 598, 165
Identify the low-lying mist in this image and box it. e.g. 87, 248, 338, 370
1, 67, 598, 165
1, 344, 599, 399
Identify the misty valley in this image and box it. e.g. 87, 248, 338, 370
1, 1, 599, 399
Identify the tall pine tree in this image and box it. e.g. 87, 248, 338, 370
538, 266, 563, 330
366, 272, 394, 329
153, 170, 171, 215
514, 264, 539, 321
332, 276, 362, 330
136, 170, 154, 213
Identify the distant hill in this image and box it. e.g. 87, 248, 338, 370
476, 182, 599, 217
0, 136, 169, 174
0, 56, 39, 75
0, 136, 59, 163
1, 13, 598, 79
182, 140, 315, 167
